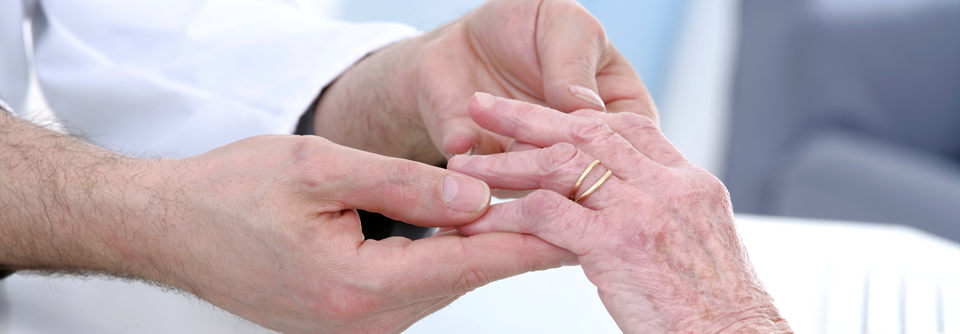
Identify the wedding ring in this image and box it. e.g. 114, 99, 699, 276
569, 160, 613, 204
574, 170, 612, 204
569, 160, 601, 200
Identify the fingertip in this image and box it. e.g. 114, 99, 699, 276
467, 92, 502, 121
561, 255, 581, 267
467, 92, 502, 124
445, 154, 467, 170
442, 124, 509, 157
432, 227, 463, 237
442, 126, 479, 157
345, 155, 493, 227
441, 173, 491, 215
473, 92, 496, 110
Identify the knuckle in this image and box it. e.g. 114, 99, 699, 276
523, 190, 590, 240
513, 100, 548, 120
569, 118, 615, 146
545, 0, 608, 44
548, 142, 579, 161
286, 136, 331, 164
703, 175, 734, 210
283, 136, 334, 181
384, 159, 423, 205
617, 113, 659, 131
523, 190, 567, 223
537, 143, 579, 177
672, 170, 733, 215
453, 264, 490, 295
549, 0, 603, 25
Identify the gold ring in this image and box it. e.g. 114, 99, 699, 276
575, 170, 612, 203
570, 160, 601, 200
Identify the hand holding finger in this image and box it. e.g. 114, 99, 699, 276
440, 124, 509, 157
455, 190, 604, 256
448, 143, 629, 208
329, 145, 491, 226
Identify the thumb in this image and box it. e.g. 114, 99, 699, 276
390, 232, 573, 299
333, 147, 491, 227
537, 0, 607, 113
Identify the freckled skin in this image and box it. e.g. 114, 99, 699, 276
452, 95, 793, 334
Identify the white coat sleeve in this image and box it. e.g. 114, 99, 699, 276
0, 0, 29, 115
30, 0, 420, 158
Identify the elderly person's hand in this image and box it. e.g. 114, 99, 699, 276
313, 0, 656, 165
447, 93, 793, 334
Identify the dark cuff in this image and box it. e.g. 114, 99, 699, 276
0, 270, 14, 280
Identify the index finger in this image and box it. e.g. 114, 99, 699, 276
323, 144, 491, 227
467, 93, 663, 181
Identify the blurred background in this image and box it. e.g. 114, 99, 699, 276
15, 0, 956, 241
3, 1, 957, 333
330, 0, 960, 243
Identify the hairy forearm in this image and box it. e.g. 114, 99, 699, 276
0, 110, 176, 281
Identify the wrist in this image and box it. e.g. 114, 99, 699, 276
589, 262, 790, 334
49, 156, 186, 284
104, 157, 193, 286
108, 157, 222, 295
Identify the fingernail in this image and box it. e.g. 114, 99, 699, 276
569, 84, 606, 111
442, 174, 490, 213
505, 139, 516, 152
445, 143, 478, 158
561, 255, 581, 267
462, 144, 478, 156
474, 92, 496, 110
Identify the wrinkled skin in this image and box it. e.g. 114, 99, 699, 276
314, 0, 657, 165
449, 94, 794, 334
